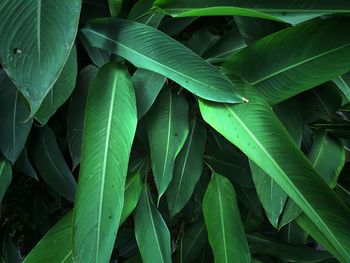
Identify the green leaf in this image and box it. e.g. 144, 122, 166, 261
81, 18, 244, 103
0, 70, 32, 164
80, 34, 110, 68
0, 159, 11, 203
333, 72, 350, 103
181, 220, 207, 263
148, 88, 189, 199
153, 0, 350, 23
308, 132, 345, 189
203, 173, 251, 263
15, 147, 38, 180
0, 0, 81, 115
224, 18, 350, 105
73, 62, 137, 263
35, 46, 78, 126
199, 85, 350, 262
132, 69, 166, 119
120, 172, 142, 225
23, 212, 73, 263
108, 0, 122, 16
187, 28, 220, 56
134, 185, 171, 263
32, 126, 76, 202
166, 117, 207, 216
67, 65, 98, 170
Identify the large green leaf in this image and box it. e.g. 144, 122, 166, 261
181, 220, 207, 263
73, 62, 137, 263
23, 212, 73, 263
32, 126, 76, 202
0, 159, 11, 203
35, 46, 78, 126
148, 88, 189, 199
0, 70, 32, 164
153, 0, 350, 23
333, 72, 350, 103
0, 0, 81, 115
199, 85, 350, 262
134, 185, 171, 263
203, 173, 251, 263
67, 65, 98, 170
224, 18, 350, 105
166, 117, 207, 217
81, 18, 244, 103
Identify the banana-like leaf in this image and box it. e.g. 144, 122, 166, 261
181, 220, 207, 263
32, 126, 76, 202
15, 147, 38, 180
148, 88, 189, 199
132, 69, 166, 119
35, 46, 78, 126
120, 172, 142, 225
153, 0, 350, 23
108, 0, 122, 16
23, 212, 73, 263
203, 173, 251, 263
81, 18, 244, 103
0, 0, 81, 115
73, 62, 137, 263
333, 72, 350, 103
224, 18, 350, 105
0, 159, 11, 203
67, 65, 98, 170
199, 85, 350, 262
166, 117, 207, 217
134, 185, 171, 263
0, 70, 32, 164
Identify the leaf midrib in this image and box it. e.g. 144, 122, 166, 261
95, 70, 119, 262
216, 178, 228, 263
225, 104, 348, 259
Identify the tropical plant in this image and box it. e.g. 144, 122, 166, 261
1, 1, 350, 262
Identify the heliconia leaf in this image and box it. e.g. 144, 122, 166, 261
0, 159, 12, 203
108, 0, 122, 16
199, 84, 350, 262
15, 147, 38, 180
0, 0, 81, 115
166, 117, 207, 217
148, 88, 189, 199
333, 72, 350, 103
80, 35, 110, 68
132, 69, 166, 119
81, 18, 245, 104
181, 220, 207, 263
0, 70, 32, 164
134, 185, 171, 263
73, 62, 137, 263
32, 126, 76, 202
187, 28, 220, 56
203, 173, 251, 263
153, 0, 350, 23
250, 99, 303, 228
23, 212, 73, 263
67, 65, 98, 170
224, 18, 350, 105
35, 46, 78, 126
308, 132, 345, 189
158, 17, 197, 37
120, 172, 142, 225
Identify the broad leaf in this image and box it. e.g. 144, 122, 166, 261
120, 172, 142, 225
81, 18, 244, 103
153, 0, 350, 23
224, 18, 350, 105
23, 212, 73, 263
148, 88, 189, 199
134, 185, 171, 263
0, 0, 81, 115
166, 117, 207, 216
73, 62, 137, 263
35, 46, 78, 126
0, 70, 32, 163
181, 220, 207, 263
32, 126, 76, 202
199, 85, 350, 262
203, 173, 251, 263
108, 0, 122, 16
0, 159, 11, 203
15, 147, 38, 180
67, 65, 98, 170
333, 72, 350, 103
132, 69, 166, 119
